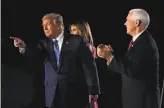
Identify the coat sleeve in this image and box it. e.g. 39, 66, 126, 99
78, 37, 100, 95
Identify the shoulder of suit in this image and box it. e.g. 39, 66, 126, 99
37, 37, 50, 48
39, 37, 49, 43
139, 31, 158, 50
66, 33, 84, 41
137, 30, 152, 42
141, 31, 155, 42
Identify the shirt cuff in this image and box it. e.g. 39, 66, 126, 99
19, 44, 26, 54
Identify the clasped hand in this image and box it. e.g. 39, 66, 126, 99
96, 44, 113, 61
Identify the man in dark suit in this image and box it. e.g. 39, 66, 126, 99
97, 8, 160, 108
10, 13, 100, 108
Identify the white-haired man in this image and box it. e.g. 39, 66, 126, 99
97, 8, 160, 108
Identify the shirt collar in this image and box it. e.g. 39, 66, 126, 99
132, 30, 144, 42
52, 31, 64, 42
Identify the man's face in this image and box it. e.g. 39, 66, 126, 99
124, 12, 136, 35
42, 18, 59, 38
70, 25, 81, 35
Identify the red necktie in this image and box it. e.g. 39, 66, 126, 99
128, 40, 133, 49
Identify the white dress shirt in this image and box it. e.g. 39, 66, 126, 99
52, 31, 64, 53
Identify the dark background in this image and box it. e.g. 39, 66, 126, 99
2, 0, 164, 108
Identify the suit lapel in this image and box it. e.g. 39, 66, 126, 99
57, 34, 69, 72
126, 31, 146, 56
45, 32, 70, 72
126, 45, 133, 55
46, 38, 58, 71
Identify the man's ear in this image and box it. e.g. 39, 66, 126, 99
136, 19, 141, 27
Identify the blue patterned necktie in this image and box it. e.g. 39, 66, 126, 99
53, 39, 60, 64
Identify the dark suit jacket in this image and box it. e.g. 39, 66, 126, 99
23, 32, 100, 108
108, 31, 160, 108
